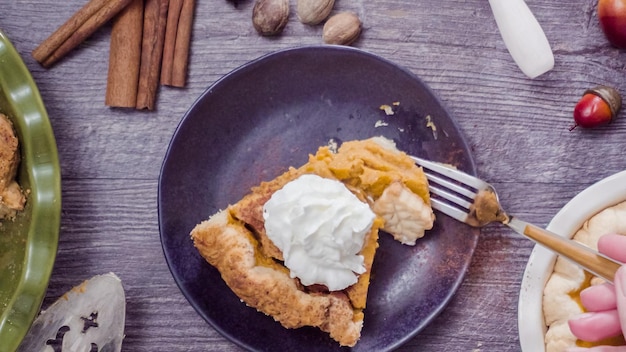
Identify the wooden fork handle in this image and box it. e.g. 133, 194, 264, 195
508, 218, 621, 283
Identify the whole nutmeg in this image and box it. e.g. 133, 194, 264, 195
297, 0, 335, 25
252, 0, 290, 36
322, 12, 362, 46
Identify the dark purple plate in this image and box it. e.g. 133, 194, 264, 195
158, 45, 478, 351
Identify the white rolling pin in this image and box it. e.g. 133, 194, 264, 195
488, 0, 554, 78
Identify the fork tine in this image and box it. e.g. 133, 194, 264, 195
430, 198, 470, 223
423, 172, 477, 200
411, 156, 488, 191
428, 183, 473, 209
411, 155, 489, 223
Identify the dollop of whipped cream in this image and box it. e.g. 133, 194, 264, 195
263, 174, 376, 291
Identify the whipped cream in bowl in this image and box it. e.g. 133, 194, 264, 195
263, 174, 376, 291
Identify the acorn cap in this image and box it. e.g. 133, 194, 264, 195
585, 85, 622, 119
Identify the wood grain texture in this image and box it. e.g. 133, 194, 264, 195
2, 0, 626, 350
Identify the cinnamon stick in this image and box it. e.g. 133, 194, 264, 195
105, 0, 144, 108
161, 0, 183, 86
136, 0, 170, 110
171, 0, 195, 86
161, 0, 195, 87
33, 0, 133, 67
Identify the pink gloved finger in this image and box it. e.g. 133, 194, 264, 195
581, 283, 618, 312
615, 265, 626, 338
598, 234, 626, 263
568, 310, 623, 342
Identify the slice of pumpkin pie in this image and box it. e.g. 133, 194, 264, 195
191, 137, 435, 346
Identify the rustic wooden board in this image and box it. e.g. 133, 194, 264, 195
3, 0, 626, 350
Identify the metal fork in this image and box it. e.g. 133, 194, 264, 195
412, 156, 622, 283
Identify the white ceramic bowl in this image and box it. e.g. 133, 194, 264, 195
518, 170, 626, 352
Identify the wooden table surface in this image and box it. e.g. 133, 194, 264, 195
3, 0, 626, 351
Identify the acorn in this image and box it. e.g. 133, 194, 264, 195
598, 0, 626, 49
570, 85, 622, 130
